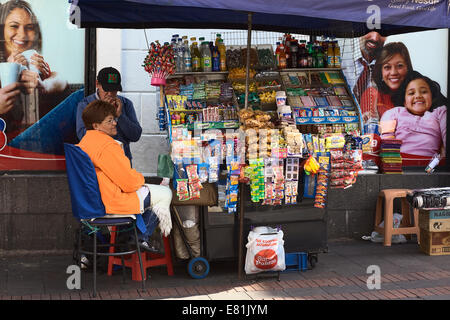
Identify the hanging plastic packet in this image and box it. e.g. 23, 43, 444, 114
208, 157, 219, 183
176, 179, 190, 201
198, 163, 209, 183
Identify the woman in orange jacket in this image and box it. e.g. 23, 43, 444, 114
77, 99, 172, 251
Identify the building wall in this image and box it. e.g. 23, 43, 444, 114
1, 173, 449, 252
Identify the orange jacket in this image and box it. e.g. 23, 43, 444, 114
77, 130, 144, 214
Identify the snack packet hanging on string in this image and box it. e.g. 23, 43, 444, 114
176, 179, 190, 201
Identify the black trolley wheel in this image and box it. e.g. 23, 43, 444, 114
187, 257, 210, 279
308, 253, 318, 269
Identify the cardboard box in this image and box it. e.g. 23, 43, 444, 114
419, 209, 450, 232
419, 229, 450, 256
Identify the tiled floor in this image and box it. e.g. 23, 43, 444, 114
1, 239, 450, 301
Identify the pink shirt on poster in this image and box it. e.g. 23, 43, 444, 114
380, 106, 447, 157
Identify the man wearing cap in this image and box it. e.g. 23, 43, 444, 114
76, 67, 142, 164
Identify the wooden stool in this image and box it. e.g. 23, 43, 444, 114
374, 189, 420, 246
107, 227, 174, 281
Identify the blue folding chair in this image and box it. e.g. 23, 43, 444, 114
64, 143, 145, 297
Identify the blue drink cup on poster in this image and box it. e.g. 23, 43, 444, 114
21, 49, 41, 75
0, 62, 21, 87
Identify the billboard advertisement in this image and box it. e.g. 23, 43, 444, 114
342, 30, 448, 169
0, 0, 84, 170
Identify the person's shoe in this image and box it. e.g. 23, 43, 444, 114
138, 240, 159, 253
80, 255, 89, 269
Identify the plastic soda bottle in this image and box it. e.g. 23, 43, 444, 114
212, 45, 220, 71
177, 38, 185, 72
275, 42, 281, 68
215, 33, 222, 47
278, 44, 287, 69
183, 40, 192, 72
299, 40, 308, 67
316, 46, 324, 68
218, 39, 227, 71
171, 38, 179, 72
191, 42, 201, 72
201, 41, 212, 72
190, 37, 196, 51
327, 41, 335, 68
334, 40, 341, 68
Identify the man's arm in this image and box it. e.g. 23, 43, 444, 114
116, 97, 142, 143
76, 99, 89, 141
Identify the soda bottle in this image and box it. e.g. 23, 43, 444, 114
177, 38, 185, 72
212, 45, 220, 72
278, 44, 287, 69
285, 39, 291, 67
299, 40, 307, 68
321, 40, 329, 67
316, 46, 325, 68
215, 33, 222, 47
218, 39, 227, 71
183, 40, 192, 72
334, 40, 341, 68
190, 37, 197, 52
275, 42, 281, 68
191, 41, 201, 72
171, 38, 179, 73
201, 41, 212, 72
327, 40, 335, 68
307, 42, 313, 68
290, 43, 298, 68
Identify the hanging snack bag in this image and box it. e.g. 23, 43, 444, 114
176, 179, 190, 201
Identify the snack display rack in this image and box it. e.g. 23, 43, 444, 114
161, 42, 365, 276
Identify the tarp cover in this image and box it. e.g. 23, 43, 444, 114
71, 0, 449, 36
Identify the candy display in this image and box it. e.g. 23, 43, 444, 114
142, 41, 176, 85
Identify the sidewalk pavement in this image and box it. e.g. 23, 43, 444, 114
1, 238, 450, 301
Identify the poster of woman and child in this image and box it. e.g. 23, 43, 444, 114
342, 30, 448, 169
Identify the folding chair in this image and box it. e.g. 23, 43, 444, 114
64, 143, 145, 297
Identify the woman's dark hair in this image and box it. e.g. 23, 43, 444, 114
82, 100, 117, 130
393, 70, 448, 112
372, 42, 413, 94
0, 0, 42, 62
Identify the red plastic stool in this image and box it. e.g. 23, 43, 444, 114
107, 226, 174, 281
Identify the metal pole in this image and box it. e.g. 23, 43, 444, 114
84, 28, 97, 96
238, 182, 245, 279
244, 13, 253, 110
238, 12, 253, 280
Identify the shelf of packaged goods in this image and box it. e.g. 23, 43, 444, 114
279, 68, 342, 72
171, 121, 239, 130
295, 116, 359, 125
168, 71, 229, 78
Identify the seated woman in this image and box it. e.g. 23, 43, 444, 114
77, 99, 172, 250
380, 71, 447, 159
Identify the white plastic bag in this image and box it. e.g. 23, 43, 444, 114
362, 213, 407, 244
245, 227, 286, 274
